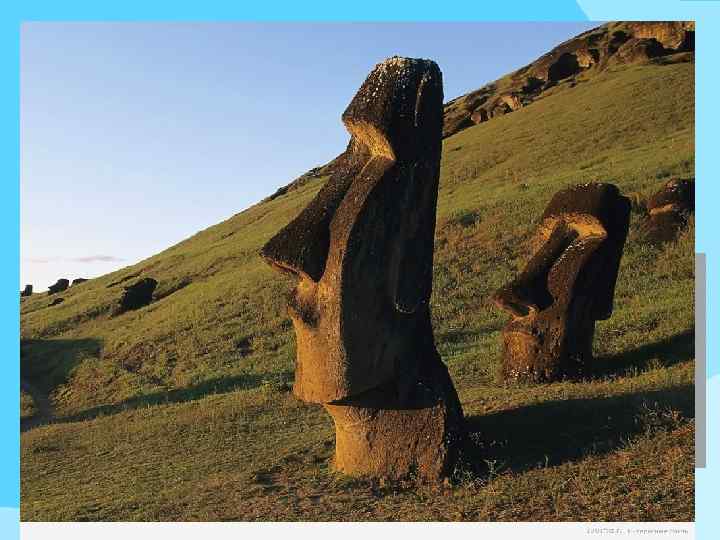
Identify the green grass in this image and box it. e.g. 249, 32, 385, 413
21, 60, 695, 521
20, 391, 37, 421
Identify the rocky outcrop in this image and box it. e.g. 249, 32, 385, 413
21, 285, 33, 297
492, 183, 631, 383
116, 278, 157, 314
47, 279, 69, 295
261, 56, 464, 482
639, 178, 694, 244
443, 21, 694, 138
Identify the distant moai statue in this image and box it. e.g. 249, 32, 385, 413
48, 279, 69, 295
116, 278, 157, 314
261, 57, 464, 482
21, 284, 33, 297
492, 183, 631, 383
640, 178, 694, 244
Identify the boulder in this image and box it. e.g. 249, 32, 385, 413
47, 279, 69, 295
71, 278, 88, 286
492, 183, 631, 383
261, 56, 464, 482
48, 297, 64, 307
20, 285, 32, 297
639, 178, 694, 244
116, 277, 157, 314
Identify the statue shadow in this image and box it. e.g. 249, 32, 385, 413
459, 383, 693, 479
591, 329, 694, 378
51, 371, 290, 427
21, 336, 292, 430
21, 338, 103, 393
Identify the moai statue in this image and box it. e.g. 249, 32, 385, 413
261, 57, 464, 482
48, 278, 69, 295
21, 284, 33, 297
492, 183, 631, 383
640, 178, 694, 244
116, 277, 157, 314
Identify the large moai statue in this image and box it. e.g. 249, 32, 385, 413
261, 57, 464, 482
492, 183, 631, 383
21, 284, 33, 297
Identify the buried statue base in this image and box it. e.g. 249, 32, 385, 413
325, 344, 464, 481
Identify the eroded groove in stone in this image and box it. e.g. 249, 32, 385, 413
260, 56, 464, 482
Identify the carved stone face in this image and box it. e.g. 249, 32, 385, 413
641, 178, 694, 244
261, 57, 444, 403
493, 183, 631, 382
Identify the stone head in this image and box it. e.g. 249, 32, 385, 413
261, 57, 444, 403
493, 183, 631, 381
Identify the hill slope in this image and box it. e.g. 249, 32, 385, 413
21, 58, 694, 521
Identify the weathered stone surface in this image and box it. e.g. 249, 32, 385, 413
625, 21, 694, 51
116, 277, 157, 314
71, 278, 88, 286
21, 285, 33, 297
443, 21, 694, 138
261, 56, 464, 482
640, 178, 694, 244
48, 279, 69, 295
492, 183, 631, 383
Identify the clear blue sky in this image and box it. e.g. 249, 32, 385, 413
21, 22, 597, 290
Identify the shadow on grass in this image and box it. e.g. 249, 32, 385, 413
459, 383, 693, 479
21, 338, 103, 394
593, 329, 694, 378
52, 371, 291, 427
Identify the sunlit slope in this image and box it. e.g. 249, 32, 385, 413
21, 60, 694, 521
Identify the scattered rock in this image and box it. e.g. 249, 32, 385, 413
116, 278, 158, 314
492, 183, 631, 383
48, 297, 64, 307
47, 279, 69, 295
261, 56, 464, 483
21, 284, 33, 297
71, 278, 88, 286
639, 178, 694, 244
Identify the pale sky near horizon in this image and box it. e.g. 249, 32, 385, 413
21, 21, 597, 291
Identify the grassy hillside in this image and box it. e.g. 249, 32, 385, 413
21, 59, 695, 521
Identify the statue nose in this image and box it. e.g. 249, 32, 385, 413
260, 209, 331, 282
261, 165, 356, 282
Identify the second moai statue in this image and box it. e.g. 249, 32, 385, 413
492, 183, 631, 383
